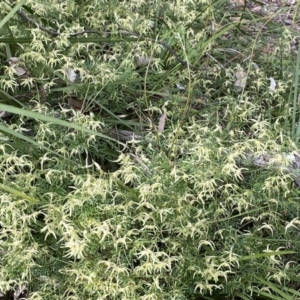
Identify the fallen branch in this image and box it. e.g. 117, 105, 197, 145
239, 151, 300, 187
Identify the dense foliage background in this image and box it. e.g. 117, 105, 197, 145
1, 0, 300, 299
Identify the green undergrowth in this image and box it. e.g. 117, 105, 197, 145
1, 0, 300, 299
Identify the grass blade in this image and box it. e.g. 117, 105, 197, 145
292, 39, 300, 141
0, 104, 123, 145
255, 290, 287, 300
0, 182, 38, 203
0, 0, 27, 29
255, 277, 294, 300
239, 251, 296, 261
0, 124, 62, 157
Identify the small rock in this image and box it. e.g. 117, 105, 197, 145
286, 0, 295, 5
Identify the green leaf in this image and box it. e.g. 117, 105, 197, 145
0, 182, 38, 203
233, 292, 251, 300
255, 290, 287, 300
254, 276, 295, 300
239, 251, 296, 261
0, 104, 123, 145
0, 0, 27, 29
0, 124, 61, 157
